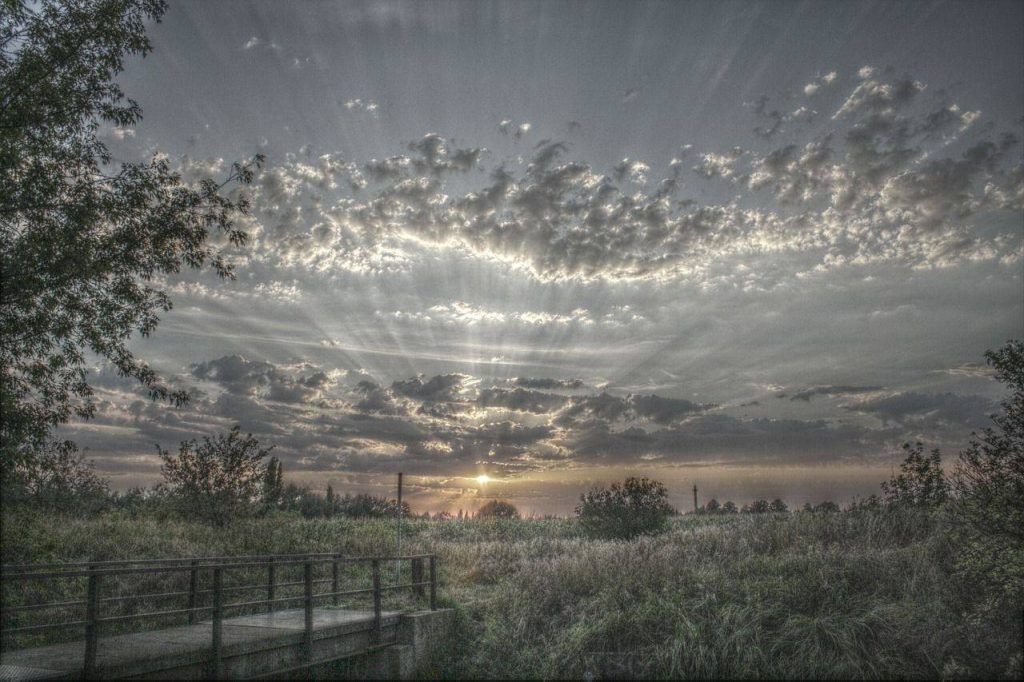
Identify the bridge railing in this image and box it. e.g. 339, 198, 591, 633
0, 553, 438, 677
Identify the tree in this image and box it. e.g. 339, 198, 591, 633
769, 498, 789, 513
951, 340, 1024, 607
881, 442, 949, 507
158, 426, 272, 525
722, 500, 738, 514
262, 456, 283, 508
0, 0, 263, 474
742, 499, 770, 514
575, 477, 675, 538
476, 499, 520, 519
2, 440, 109, 514
813, 501, 839, 513
702, 498, 721, 514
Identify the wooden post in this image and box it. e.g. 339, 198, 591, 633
303, 561, 314, 662
332, 554, 340, 607
187, 559, 199, 625
84, 565, 100, 679
693, 485, 698, 514
212, 567, 223, 679
267, 558, 275, 613
411, 558, 424, 598
429, 555, 437, 611
372, 559, 382, 644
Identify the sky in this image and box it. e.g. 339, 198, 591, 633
64, 0, 1023, 514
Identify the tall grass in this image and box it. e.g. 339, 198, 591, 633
1, 508, 1018, 679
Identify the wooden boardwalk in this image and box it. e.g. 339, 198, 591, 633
1, 608, 403, 679
1, 554, 448, 680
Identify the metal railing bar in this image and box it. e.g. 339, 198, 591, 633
98, 606, 208, 623
2, 599, 86, 613
380, 581, 430, 592
99, 589, 192, 603
1, 552, 348, 571
1, 620, 89, 635
1, 555, 436, 580
2, 553, 436, 572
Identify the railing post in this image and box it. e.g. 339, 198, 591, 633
266, 558, 275, 614
187, 559, 199, 625
429, 555, 437, 611
83, 565, 100, 679
411, 557, 424, 599
371, 559, 382, 644
211, 567, 223, 679
332, 554, 340, 607
304, 561, 314, 662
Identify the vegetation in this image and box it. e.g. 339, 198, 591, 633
576, 476, 675, 538
881, 442, 949, 507
0, 0, 261, 478
2, 509, 1020, 679
950, 340, 1024, 611
158, 426, 272, 526
476, 500, 520, 519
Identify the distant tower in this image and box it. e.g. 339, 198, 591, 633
693, 485, 698, 513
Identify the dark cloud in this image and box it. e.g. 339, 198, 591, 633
848, 391, 994, 427
191, 355, 332, 405
786, 385, 884, 402
390, 373, 468, 402
477, 387, 570, 414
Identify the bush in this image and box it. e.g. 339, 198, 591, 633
949, 340, 1023, 648
1, 440, 109, 515
575, 477, 674, 538
158, 426, 272, 526
881, 441, 949, 507
477, 500, 520, 519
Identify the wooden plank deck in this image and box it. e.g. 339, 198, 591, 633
0, 608, 402, 680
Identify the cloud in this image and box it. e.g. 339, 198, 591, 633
390, 373, 469, 402
191, 355, 332, 404
223, 66, 1019, 287
513, 377, 585, 390
784, 385, 884, 402
477, 387, 570, 414
938, 362, 997, 379
344, 98, 380, 116
847, 391, 994, 427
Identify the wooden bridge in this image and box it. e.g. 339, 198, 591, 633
0, 553, 453, 679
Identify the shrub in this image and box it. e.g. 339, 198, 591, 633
158, 426, 272, 526
881, 441, 949, 507
949, 340, 1024, 637
575, 477, 674, 538
741, 499, 771, 514
1, 440, 109, 515
477, 500, 520, 519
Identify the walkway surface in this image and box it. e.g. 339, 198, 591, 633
0, 608, 401, 680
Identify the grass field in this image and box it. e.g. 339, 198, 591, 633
2, 508, 1020, 679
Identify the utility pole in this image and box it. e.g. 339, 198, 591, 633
395, 472, 403, 584
693, 484, 698, 514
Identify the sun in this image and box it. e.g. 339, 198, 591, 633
475, 474, 491, 486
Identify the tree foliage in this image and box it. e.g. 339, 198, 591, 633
1, 439, 109, 514
477, 499, 520, 519
0, 0, 262, 472
158, 426, 272, 526
881, 441, 949, 508
576, 477, 675, 538
951, 340, 1024, 607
